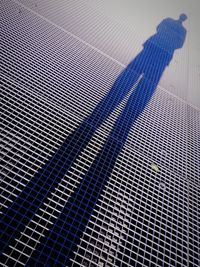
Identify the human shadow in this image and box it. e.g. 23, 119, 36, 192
0, 14, 187, 266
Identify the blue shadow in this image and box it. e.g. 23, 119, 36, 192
0, 15, 187, 266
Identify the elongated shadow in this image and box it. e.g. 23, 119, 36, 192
27, 75, 164, 266
0, 15, 187, 266
0, 57, 141, 254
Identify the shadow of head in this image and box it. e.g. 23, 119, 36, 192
179, 13, 187, 22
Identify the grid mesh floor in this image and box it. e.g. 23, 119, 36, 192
0, 1, 199, 266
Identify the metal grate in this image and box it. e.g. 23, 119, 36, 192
0, 1, 199, 267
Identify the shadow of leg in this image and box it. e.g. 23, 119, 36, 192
27, 76, 160, 266
0, 69, 140, 255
